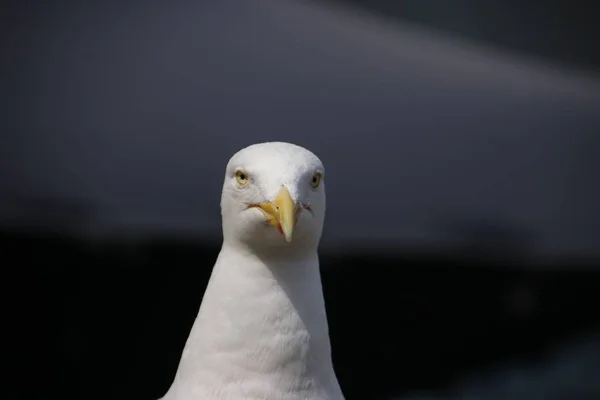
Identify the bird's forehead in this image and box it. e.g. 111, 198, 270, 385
241, 158, 318, 186
228, 144, 323, 179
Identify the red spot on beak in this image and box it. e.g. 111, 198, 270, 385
276, 223, 285, 237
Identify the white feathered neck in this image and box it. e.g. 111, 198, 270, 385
162, 243, 344, 400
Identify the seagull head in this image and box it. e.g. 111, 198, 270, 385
220, 142, 326, 253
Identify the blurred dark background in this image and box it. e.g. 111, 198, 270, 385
3, 1, 600, 399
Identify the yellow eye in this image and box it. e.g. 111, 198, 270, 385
310, 172, 323, 189
235, 169, 249, 186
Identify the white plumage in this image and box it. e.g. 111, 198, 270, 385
162, 142, 344, 399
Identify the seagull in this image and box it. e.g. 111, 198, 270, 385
161, 142, 345, 399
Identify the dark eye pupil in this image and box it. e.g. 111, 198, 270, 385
240, 174, 246, 180
312, 176, 317, 183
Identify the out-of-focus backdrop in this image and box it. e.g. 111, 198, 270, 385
3, 1, 599, 399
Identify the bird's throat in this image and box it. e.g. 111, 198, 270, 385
164, 246, 343, 399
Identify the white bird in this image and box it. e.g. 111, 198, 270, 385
161, 142, 345, 399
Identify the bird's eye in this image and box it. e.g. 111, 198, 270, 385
310, 172, 323, 189
235, 169, 249, 187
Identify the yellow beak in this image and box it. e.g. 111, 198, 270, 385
254, 186, 300, 242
